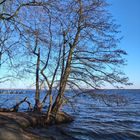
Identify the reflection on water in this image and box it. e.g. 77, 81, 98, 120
0, 89, 140, 140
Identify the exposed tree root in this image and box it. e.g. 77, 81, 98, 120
0, 97, 73, 127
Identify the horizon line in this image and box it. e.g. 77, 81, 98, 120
0, 88, 140, 90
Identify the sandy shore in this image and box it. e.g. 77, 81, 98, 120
0, 112, 53, 140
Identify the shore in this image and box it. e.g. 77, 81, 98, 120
0, 112, 53, 140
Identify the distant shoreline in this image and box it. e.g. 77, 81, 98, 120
0, 88, 139, 90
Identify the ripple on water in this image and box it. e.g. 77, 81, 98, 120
0, 89, 140, 140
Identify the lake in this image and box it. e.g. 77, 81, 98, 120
0, 89, 140, 140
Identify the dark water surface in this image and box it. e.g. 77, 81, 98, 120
0, 89, 140, 140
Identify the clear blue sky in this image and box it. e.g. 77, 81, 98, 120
108, 0, 140, 89
0, 0, 140, 89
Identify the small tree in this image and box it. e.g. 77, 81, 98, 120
0, 0, 51, 108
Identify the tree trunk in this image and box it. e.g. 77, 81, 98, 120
46, 93, 53, 122
51, 48, 73, 114
34, 48, 41, 112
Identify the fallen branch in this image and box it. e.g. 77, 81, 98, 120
0, 97, 32, 112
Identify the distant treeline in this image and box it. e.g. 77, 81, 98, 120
0, 90, 27, 94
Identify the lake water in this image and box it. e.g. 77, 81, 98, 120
0, 89, 140, 140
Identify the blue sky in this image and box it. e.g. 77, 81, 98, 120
0, 0, 140, 89
108, 0, 140, 89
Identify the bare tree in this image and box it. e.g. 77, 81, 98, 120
18, 0, 131, 121
0, 0, 131, 123
45, 0, 132, 118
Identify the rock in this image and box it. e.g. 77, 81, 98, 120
54, 112, 74, 124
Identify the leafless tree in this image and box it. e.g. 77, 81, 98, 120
0, 0, 131, 123
42, 0, 131, 116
